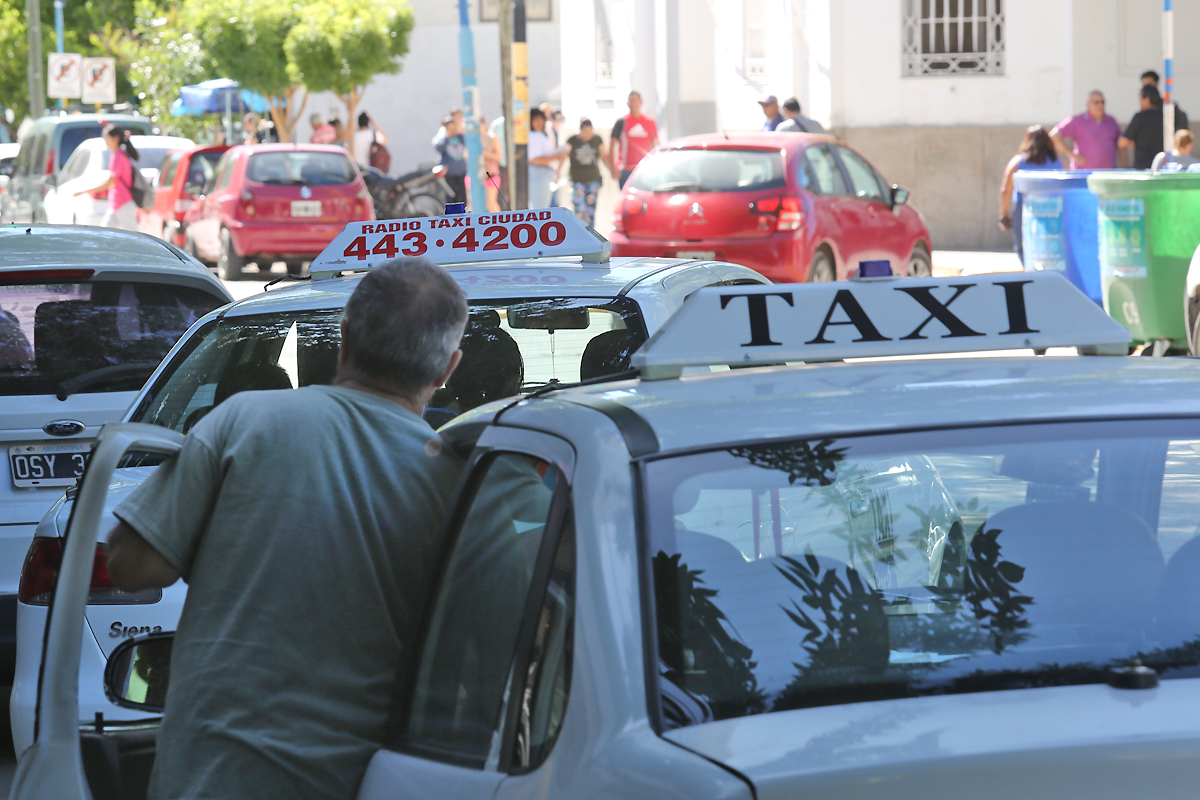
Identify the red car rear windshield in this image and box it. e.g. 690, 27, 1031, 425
629, 149, 786, 193
246, 151, 357, 186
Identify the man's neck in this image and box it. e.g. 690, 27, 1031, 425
336, 378, 426, 416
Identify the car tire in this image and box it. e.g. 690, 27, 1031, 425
218, 229, 246, 281
907, 246, 933, 277
808, 249, 835, 282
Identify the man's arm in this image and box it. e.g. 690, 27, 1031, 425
1049, 128, 1079, 166
107, 521, 181, 592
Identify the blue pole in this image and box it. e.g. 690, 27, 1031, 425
458, 0, 486, 213
1164, 0, 1175, 154
53, 0, 64, 109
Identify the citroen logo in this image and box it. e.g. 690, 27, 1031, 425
300, 186, 312, 199
687, 202, 705, 219
44, 420, 85, 437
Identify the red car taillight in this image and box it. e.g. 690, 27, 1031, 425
355, 184, 371, 218
19, 537, 161, 606
613, 197, 645, 233
44, 150, 55, 176
239, 188, 256, 218
751, 196, 804, 231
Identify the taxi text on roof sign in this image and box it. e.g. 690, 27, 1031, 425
631, 272, 1133, 378
309, 207, 611, 278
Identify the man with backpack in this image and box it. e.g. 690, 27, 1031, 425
354, 112, 391, 174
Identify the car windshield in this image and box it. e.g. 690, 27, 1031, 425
645, 419, 1200, 729
0, 280, 225, 397
629, 149, 786, 193
185, 151, 222, 189
246, 151, 357, 186
131, 297, 646, 432
59, 124, 149, 169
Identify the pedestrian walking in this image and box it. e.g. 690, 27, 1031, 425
75, 123, 140, 232
775, 97, 827, 134
999, 125, 1064, 263
1120, 85, 1189, 170
1050, 91, 1123, 169
106, 258, 468, 800
758, 95, 784, 131
606, 91, 658, 189
434, 112, 468, 205
1151, 129, 1199, 171
528, 107, 562, 209
566, 119, 604, 225
242, 112, 265, 145
353, 112, 389, 172
329, 116, 349, 149
310, 113, 337, 145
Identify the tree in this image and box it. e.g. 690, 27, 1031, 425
285, 0, 413, 160
186, 0, 307, 143
0, 0, 25, 125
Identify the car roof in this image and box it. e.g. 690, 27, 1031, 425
127, 135, 194, 149
660, 132, 835, 151
29, 113, 149, 130
499, 356, 1200, 456
225, 143, 353, 155
0, 225, 230, 291
220, 257, 755, 317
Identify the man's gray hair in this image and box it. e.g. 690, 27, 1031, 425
340, 258, 468, 394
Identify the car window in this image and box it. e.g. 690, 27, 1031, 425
628, 149, 786, 193
186, 151, 222, 192
645, 419, 1200, 729
58, 122, 150, 169
160, 153, 181, 188
836, 145, 887, 202
133, 297, 648, 432
29, 136, 48, 177
245, 151, 357, 186
0, 280, 226, 397
61, 149, 90, 183
213, 155, 235, 192
804, 145, 850, 196
403, 452, 568, 768
131, 147, 175, 172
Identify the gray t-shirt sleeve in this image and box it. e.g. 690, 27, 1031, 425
113, 431, 223, 580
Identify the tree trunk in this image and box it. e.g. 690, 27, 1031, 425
341, 88, 362, 160
268, 86, 307, 144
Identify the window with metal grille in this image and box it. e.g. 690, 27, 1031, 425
744, 0, 767, 83
902, 0, 1004, 76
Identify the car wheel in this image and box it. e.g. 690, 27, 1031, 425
409, 194, 445, 218
907, 246, 933, 277
218, 229, 246, 281
808, 249, 835, 282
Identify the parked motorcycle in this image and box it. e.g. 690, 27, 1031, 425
361, 165, 453, 219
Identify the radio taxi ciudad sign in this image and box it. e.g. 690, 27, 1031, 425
310, 207, 611, 278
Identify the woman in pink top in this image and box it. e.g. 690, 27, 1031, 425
75, 124, 140, 231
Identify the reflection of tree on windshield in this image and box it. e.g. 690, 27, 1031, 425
653, 552, 765, 723
728, 439, 847, 487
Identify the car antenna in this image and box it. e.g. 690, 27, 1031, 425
486, 172, 513, 212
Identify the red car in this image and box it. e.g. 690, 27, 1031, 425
141, 144, 230, 247
610, 133, 931, 282
184, 144, 374, 280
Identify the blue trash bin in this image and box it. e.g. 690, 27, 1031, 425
1014, 170, 1103, 305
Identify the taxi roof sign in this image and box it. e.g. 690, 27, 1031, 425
631, 272, 1132, 378
309, 207, 611, 279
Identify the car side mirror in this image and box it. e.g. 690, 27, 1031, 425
890, 184, 910, 207
104, 631, 173, 713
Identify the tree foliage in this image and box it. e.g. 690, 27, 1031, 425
118, 0, 214, 137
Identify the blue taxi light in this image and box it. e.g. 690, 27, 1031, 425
858, 260, 892, 278
444, 202, 467, 215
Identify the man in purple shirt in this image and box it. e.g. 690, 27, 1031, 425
1050, 91, 1125, 169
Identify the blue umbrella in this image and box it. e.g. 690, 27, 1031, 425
171, 79, 271, 116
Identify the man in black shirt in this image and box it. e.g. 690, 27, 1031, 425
1120, 85, 1189, 169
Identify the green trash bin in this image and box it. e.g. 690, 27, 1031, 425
1087, 171, 1200, 350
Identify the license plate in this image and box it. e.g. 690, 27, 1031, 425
9, 442, 91, 488
676, 251, 716, 260
290, 200, 322, 217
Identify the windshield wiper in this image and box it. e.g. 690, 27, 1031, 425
56, 363, 159, 401
652, 181, 704, 193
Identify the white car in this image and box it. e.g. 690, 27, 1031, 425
0, 226, 230, 681
42, 135, 194, 226
8, 208, 767, 756
26, 258, 1200, 800
0, 141, 19, 196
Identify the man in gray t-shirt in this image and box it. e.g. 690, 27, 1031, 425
107, 258, 469, 800
776, 96, 827, 134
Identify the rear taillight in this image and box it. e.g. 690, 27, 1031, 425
751, 196, 804, 231
240, 188, 256, 217
44, 150, 54, 175
614, 196, 645, 233
355, 184, 371, 218
19, 538, 161, 606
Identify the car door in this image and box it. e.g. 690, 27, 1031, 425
832, 144, 907, 273
801, 145, 850, 273
194, 154, 234, 259
357, 428, 576, 800
149, 152, 183, 239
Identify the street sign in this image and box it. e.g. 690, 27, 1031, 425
47, 53, 82, 99
81, 57, 116, 105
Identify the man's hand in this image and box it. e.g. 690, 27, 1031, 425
1118, 136, 1134, 150
107, 522, 181, 592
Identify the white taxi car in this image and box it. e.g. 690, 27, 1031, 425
8, 208, 767, 756
0, 226, 229, 678
21, 252, 1200, 799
